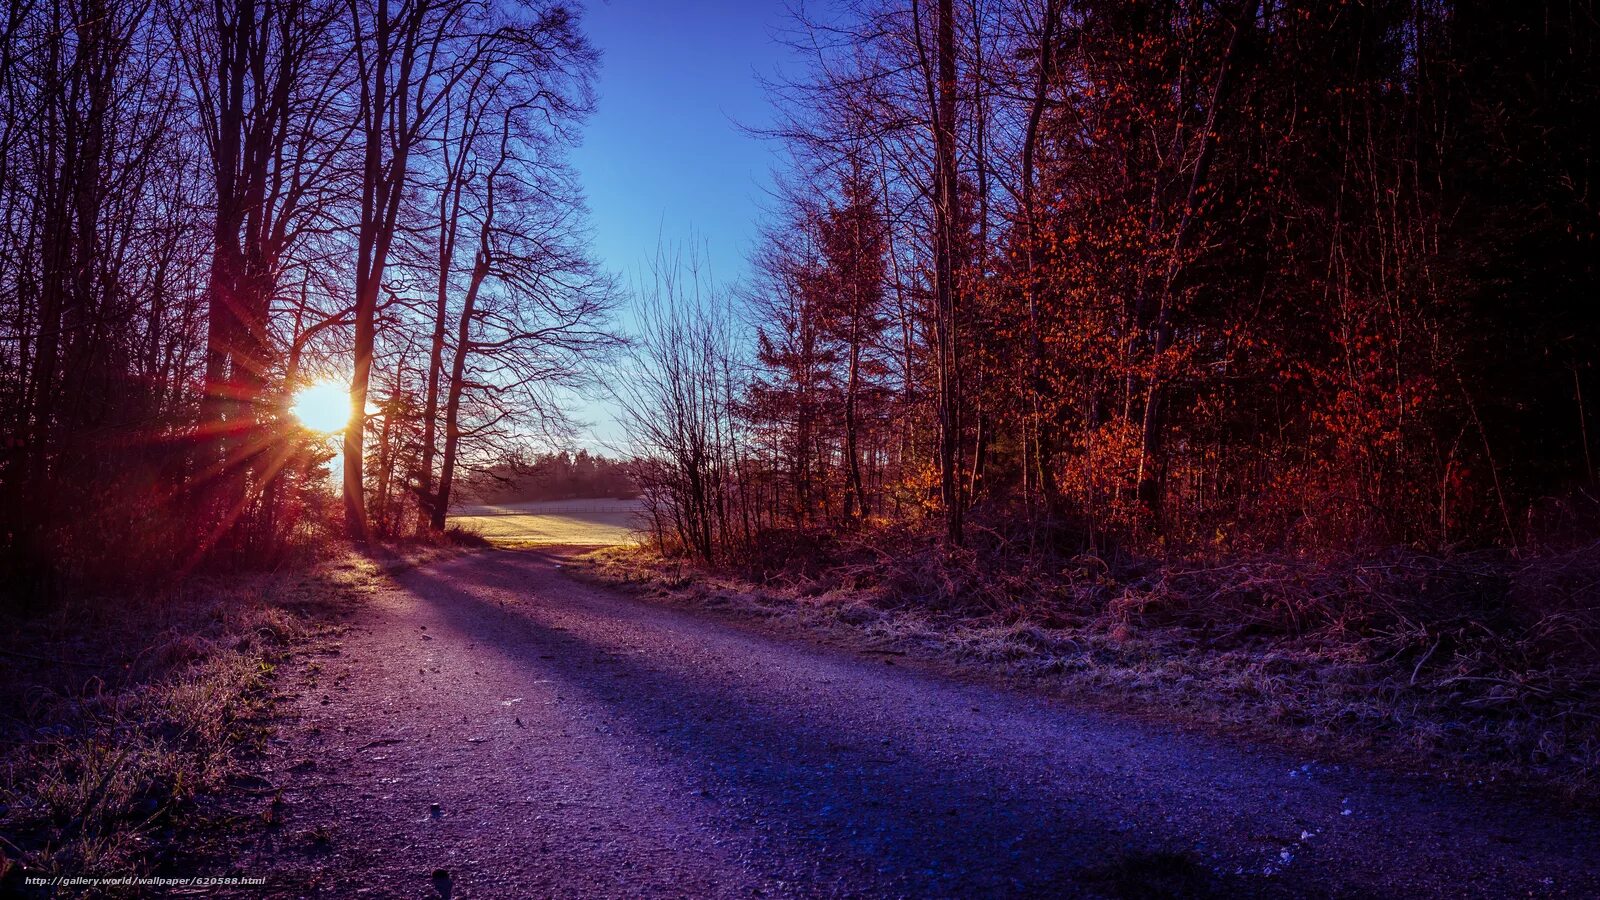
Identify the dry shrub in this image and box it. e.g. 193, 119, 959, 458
1104, 548, 1600, 730
1103, 550, 1511, 636
825, 518, 1102, 620
1508, 542, 1600, 664
443, 525, 492, 548
738, 528, 843, 583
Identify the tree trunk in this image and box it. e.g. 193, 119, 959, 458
345, 0, 420, 541
431, 196, 496, 531
843, 313, 866, 522
417, 102, 473, 533
1021, 0, 1061, 519
933, 0, 963, 544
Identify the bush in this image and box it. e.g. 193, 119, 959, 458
739, 528, 842, 583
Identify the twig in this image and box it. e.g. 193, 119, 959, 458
1411, 635, 1442, 685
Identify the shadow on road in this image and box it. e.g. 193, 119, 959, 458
396, 550, 1286, 898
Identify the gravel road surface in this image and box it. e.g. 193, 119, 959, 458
242, 547, 1600, 898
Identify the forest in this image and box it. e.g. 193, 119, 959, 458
622, 0, 1600, 571
0, 0, 615, 594
1, 0, 1594, 591
459, 450, 636, 503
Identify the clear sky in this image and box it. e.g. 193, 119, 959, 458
564, 0, 797, 451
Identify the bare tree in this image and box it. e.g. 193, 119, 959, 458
410, 4, 602, 531
613, 251, 742, 562
342, 0, 475, 538
172, 0, 351, 553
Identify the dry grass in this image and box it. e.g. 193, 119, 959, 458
0, 547, 410, 891
578, 538, 1600, 802
447, 499, 643, 547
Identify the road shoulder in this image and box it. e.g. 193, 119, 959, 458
571, 545, 1599, 812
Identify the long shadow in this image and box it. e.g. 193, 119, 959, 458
393, 552, 1295, 899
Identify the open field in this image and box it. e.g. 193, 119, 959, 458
448, 498, 643, 547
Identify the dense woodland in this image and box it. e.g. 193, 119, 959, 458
622, 0, 1600, 568
0, 0, 615, 592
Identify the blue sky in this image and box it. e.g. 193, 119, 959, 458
567, 0, 798, 450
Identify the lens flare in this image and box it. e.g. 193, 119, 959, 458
290, 380, 350, 433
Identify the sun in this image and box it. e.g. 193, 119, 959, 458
290, 380, 351, 433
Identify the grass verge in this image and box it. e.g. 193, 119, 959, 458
0, 542, 461, 894
576, 542, 1600, 804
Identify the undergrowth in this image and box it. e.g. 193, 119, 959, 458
0, 544, 438, 892
580, 531, 1600, 801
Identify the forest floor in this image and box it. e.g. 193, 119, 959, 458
208, 546, 1596, 897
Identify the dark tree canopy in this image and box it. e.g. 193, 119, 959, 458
624, 0, 1600, 562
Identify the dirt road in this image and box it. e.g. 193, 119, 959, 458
239, 548, 1600, 898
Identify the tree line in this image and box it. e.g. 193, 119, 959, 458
0, 0, 613, 593
459, 449, 636, 504
622, 0, 1599, 563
